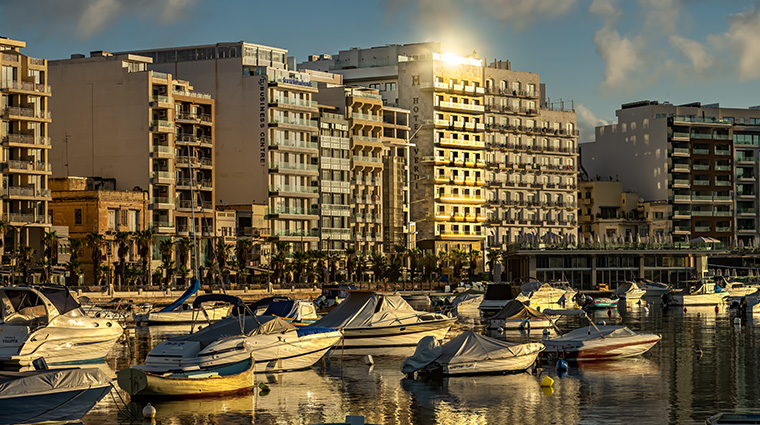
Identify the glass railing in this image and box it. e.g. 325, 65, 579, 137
272, 97, 318, 108
273, 229, 319, 237
151, 95, 172, 104
269, 116, 318, 128
351, 112, 382, 122
2, 106, 51, 119
353, 155, 382, 163
269, 162, 319, 172
352, 135, 382, 143
266, 207, 319, 216
269, 138, 318, 150
692, 149, 709, 155
715, 165, 731, 171
269, 184, 319, 194
150, 119, 172, 128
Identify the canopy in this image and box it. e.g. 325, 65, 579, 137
192, 294, 246, 314
247, 296, 291, 314
549, 325, 636, 342
690, 236, 720, 243
160, 278, 200, 312
451, 292, 483, 307
0, 367, 110, 398
311, 292, 422, 329
490, 300, 548, 321
402, 331, 544, 373
483, 284, 521, 301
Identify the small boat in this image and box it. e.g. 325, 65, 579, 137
118, 356, 255, 399
0, 285, 124, 368
542, 323, 661, 362
401, 331, 544, 376
315, 285, 356, 311
665, 281, 729, 306
705, 413, 760, 424
587, 297, 619, 309
478, 283, 521, 319
136, 305, 342, 373
262, 298, 319, 326
486, 300, 559, 330
450, 291, 483, 318
0, 366, 112, 424
312, 291, 455, 351
515, 279, 577, 307
133, 279, 231, 324
614, 281, 647, 300
401, 293, 432, 311
638, 279, 672, 297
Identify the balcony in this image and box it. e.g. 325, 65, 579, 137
715, 164, 731, 171
152, 144, 174, 157
436, 230, 486, 239
267, 206, 320, 217
351, 112, 382, 123
2, 213, 50, 224
150, 95, 173, 107
270, 96, 318, 110
1, 106, 51, 120
3, 186, 51, 198
435, 100, 485, 113
670, 164, 691, 173
352, 155, 382, 165
150, 120, 173, 133
151, 197, 175, 209
352, 135, 383, 144
269, 162, 319, 173
438, 193, 486, 203
438, 138, 485, 149
0, 80, 51, 95
269, 184, 319, 195
268, 116, 318, 130
176, 133, 212, 146
151, 171, 174, 182
692, 148, 710, 155
671, 179, 690, 187
273, 229, 320, 238
269, 138, 318, 151
3, 160, 51, 173
2, 134, 50, 146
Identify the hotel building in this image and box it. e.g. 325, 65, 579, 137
0, 37, 52, 257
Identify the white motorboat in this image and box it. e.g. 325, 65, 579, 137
450, 292, 483, 318
486, 300, 559, 330
479, 283, 521, 319
0, 366, 113, 424
135, 312, 342, 374
515, 280, 576, 307
133, 279, 231, 324
614, 281, 647, 300
638, 279, 672, 297
262, 298, 320, 326
401, 331, 544, 376
0, 285, 124, 368
542, 325, 661, 362
312, 291, 455, 351
665, 281, 729, 306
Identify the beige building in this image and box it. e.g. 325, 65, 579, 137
483, 60, 578, 249
121, 42, 327, 252
49, 176, 149, 285
382, 106, 412, 249
48, 52, 216, 261
0, 37, 52, 258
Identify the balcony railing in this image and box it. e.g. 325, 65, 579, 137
271, 97, 318, 108
150, 119, 172, 128
2, 213, 50, 224
351, 112, 382, 122
270, 138, 318, 150
0, 80, 51, 94
269, 162, 318, 172
353, 155, 382, 164
176, 133, 212, 145
151, 95, 172, 104
267, 207, 320, 216
269, 116, 318, 128
273, 229, 319, 237
269, 184, 319, 194
3, 186, 51, 197
2, 134, 50, 146
352, 135, 382, 144
152, 171, 174, 180
1, 106, 51, 119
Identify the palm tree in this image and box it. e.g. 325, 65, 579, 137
86, 233, 106, 285
291, 251, 308, 284
487, 249, 501, 280
326, 252, 340, 284
38, 257, 50, 284
370, 252, 387, 284
449, 249, 467, 282
423, 251, 438, 281
271, 251, 287, 285
175, 238, 193, 276
409, 248, 422, 282
345, 247, 357, 282
18, 246, 35, 284
355, 253, 367, 283
159, 238, 175, 288
65, 258, 82, 286
235, 239, 253, 270
42, 230, 59, 283
467, 250, 482, 282
135, 230, 154, 287
436, 250, 449, 278
115, 232, 132, 288
0, 220, 8, 252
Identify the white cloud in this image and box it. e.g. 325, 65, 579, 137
668, 35, 714, 75
576, 104, 612, 144
475, 0, 579, 31
641, 0, 680, 35
708, 6, 760, 80
592, 27, 645, 89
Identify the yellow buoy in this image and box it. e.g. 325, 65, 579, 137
540, 376, 554, 387
541, 386, 555, 396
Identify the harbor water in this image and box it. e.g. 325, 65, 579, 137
80, 300, 760, 424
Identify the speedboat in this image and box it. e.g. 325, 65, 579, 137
119, 356, 256, 399
665, 281, 729, 306
0, 285, 123, 368
638, 279, 672, 297
586, 297, 619, 309
0, 366, 112, 424
135, 310, 342, 374
478, 283, 521, 319
312, 291, 455, 351
401, 332, 544, 376
450, 291, 483, 318
542, 325, 661, 362
133, 279, 231, 324
262, 298, 319, 326
614, 281, 646, 300
515, 280, 576, 307
486, 300, 559, 330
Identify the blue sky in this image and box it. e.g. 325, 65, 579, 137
3, 0, 760, 142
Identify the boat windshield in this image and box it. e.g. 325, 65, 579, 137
0, 289, 50, 328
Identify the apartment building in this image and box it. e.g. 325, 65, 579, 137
301, 43, 487, 254
48, 52, 216, 261
122, 42, 326, 252
316, 107, 352, 252
483, 60, 578, 249
583, 101, 760, 246
382, 106, 411, 249
0, 37, 52, 257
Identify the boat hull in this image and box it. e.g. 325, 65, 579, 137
443, 350, 542, 375
133, 305, 230, 324
487, 316, 558, 330
616, 290, 646, 300
338, 318, 455, 349
543, 335, 661, 362
667, 293, 728, 306
119, 359, 256, 399
0, 384, 112, 424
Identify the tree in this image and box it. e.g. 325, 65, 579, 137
345, 247, 357, 282
487, 249, 502, 280
86, 233, 106, 285
18, 246, 35, 284
292, 251, 308, 284
467, 250, 482, 282
450, 249, 467, 282
370, 252, 387, 283
409, 248, 422, 282
0, 220, 7, 252
175, 238, 193, 280
235, 239, 253, 270
42, 230, 59, 283
326, 252, 340, 284
271, 251, 287, 285
115, 232, 132, 288
66, 238, 84, 286
159, 238, 175, 288
135, 230, 154, 287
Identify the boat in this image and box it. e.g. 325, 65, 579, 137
135, 308, 342, 373
315, 284, 356, 311
614, 281, 647, 300
401, 293, 432, 311
0, 285, 124, 368
486, 300, 559, 330
541, 322, 661, 362
665, 281, 729, 306
401, 331, 544, 376
118, 356, 255, 399
450, 291, 483, 318
638, 279, 672, 297
705, 413, 760, 424
586, 297, 619, 309
478, 283, 521, 318
262, 298, 319, 326
132, 279, 231, 324
514, 279, 577, 307
0, 366, 112, 424
312, 291, 455, 350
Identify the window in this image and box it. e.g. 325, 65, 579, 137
75, 209, 82, 225
369, 83, 380, 90
385, 82, 396, 91
121, 209, 128, 227
108, 209, 116, 230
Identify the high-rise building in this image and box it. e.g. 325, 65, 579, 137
483, 60, 578, 249
315, 106, 351, 252
0, 37, 52, 257
583, 101, 760, 246
48, 52, 216, 254
381, 106, 411, 250
121, 42, 326, 252
301, 43, 487, 254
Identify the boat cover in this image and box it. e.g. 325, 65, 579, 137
451, 292, 483, 308
490, 300, 548, 321
192, 294, 247, 315
263, 299, 316, 321
401, 331, 543, 373
170, 315, 297, 349
160, 278, 200, 312
615, 282, 645, 294
311, 292, 423, 329
0, 367, 110, 399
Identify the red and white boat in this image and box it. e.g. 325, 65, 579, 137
541, 325, 661, 361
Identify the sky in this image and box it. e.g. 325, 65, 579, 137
2, 0, 760, 143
